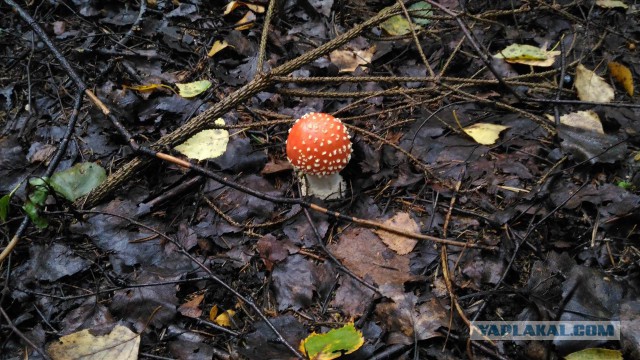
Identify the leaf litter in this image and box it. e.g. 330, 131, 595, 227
1, 0, 640, 359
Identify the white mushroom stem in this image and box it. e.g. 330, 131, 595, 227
300, 173, 345, 199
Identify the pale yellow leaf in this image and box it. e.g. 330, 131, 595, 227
608, 61, 634, 96
224, 1, 265, 15
555, 110, 604, 134
565, 348, 622, 360
223, 1, 242, 15
208, 40, 230, 57
575, 64, 615, 103
47, 325, 140, 360
463, 123, 509, 145
176, 80, 212, 98
375, 212, 419, 255
123, 83, 174, 93
329, 46, 376, 73
595, 0, 628, 9
175, 118, 229, 160
493, 44, 560, 67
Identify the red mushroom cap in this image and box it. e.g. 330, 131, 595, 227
286, 112, 352, 176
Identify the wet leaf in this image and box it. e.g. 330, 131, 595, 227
176, 80, 212, 98
575, 64, 615, 103
49, 162, 107, 202
549, 110, 605, 134
23, 178, 50, 229
608, 61, 634, 96
208, 40, 230, 57
47, 325, 140, 360
375, 212, 419, 255
564, 347, 622, 359
175, 119, 229, 160
299, 323, 364, 360
595, 0, 628, 9
493, 44, 560, 67
463, 123, 509, 145
558, 124, 627, 164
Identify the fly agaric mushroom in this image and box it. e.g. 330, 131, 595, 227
286, 112, 352, 199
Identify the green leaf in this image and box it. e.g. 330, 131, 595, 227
23, 178, 50, 229
49, 162, 107, 202
300, 323, 364, 360
617, 181, 632, 190
0, 183, 20, 222
174, 119, 229, 160
176, 80, 212, 98
565, 348, 622, 360
380, 1, 431, 35
23, 200, 49, 229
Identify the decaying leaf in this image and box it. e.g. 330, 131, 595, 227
299, 322, 364, 360
493, 44, 560, 67
47, 325, 140, 360
575, 64, 615, 103
608, 61, 634, 96
375, 212, 419, 255
595, 0, 628, 9
176, 79, 212, 98
123, 83, 174, 94
329, 46, 376, 73
208, 40, 230, 57
463, 123, 509, 145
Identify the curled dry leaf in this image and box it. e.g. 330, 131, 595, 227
329, 46, 376, 73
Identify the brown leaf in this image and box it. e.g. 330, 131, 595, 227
178, 293, 204, 318
375, 212, 419, 255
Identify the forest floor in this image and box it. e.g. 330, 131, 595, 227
1, 0, 640, 359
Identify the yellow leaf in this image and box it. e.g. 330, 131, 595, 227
493, 44, 560, 67
47, 325, 140, 360
463, 123, 509, 145
214, 309, 236, 327
123, 83, 174, 93
235, 11, 256, 30
224, 1, 265, 15
565, 348, 622, 360
608, 61, 634, 96
209, 304, 219, 321
595, 0, 628, 9
176, 80, 212, 98
208, 40, 230, 57
574, 64, 615, 103
175, 119, 229, 160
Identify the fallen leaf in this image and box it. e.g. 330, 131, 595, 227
49, 162, 107, 202
575, 64, 615, 103
208, 40, 230, 57
463, 123, 509, 145
224, 1, 265, 15
375, 212, 419, 255
214, 309, 236, 327
595, 0, 628, 9
175, 118, 229, 160
178, 293, 204, 318
546, 110, 605, 134
299, 322, 364, 360
123, 83, 174, 94
608, 61, 634, 96
235, 11, 256, 31
329, 46, 376, 73
565, 347, 622, 360
493, 44, 560, 67
176, 79, 212, 98
47, 325, 140, 360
